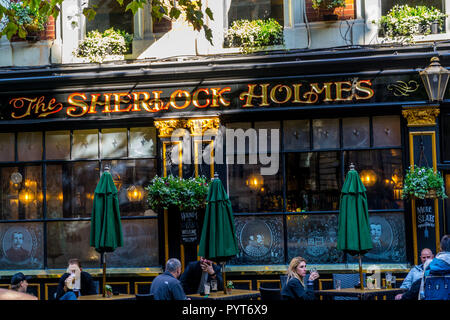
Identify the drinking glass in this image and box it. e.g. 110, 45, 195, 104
391, 276, 396, 289
335, 279, 341, 290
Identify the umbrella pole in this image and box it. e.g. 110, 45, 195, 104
102, 252, 106, 297
221, 262, 227, 294
358, 255, 364, 290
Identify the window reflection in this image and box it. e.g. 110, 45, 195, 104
344, 149, 404, 210
101, 128, 127, 159
46, 162, 99, 219
101, 159, 158, 216
343, 117, 369, 149
47, 221, 99, 268
72, 129, 98, 159
228, 0, 284, 26
107, 219, 159, 267
129, 127, 156, 158
0, 133, 15, 162
0, 166, 42, 220
228, 161, 283, 213
18, 132, 42, 161
313, 119, 339, 150
286, 152, 341, 212
45, 131, 70, 160
373, 116, 401, 147
0, 222, 44, 269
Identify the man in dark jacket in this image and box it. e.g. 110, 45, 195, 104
150, 258, 187, 300
180, 257, 223, 294
56, 258, 97, 300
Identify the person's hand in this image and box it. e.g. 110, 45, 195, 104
395, 293, 403, 300
200, 260, 215, 276
309, 272, 320, 281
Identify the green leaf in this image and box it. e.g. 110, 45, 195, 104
205, 7, 213, 20
4, 22, 18, 40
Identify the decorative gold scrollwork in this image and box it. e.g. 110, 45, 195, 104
402, 106, 440, 127
186, 118, 220, 136
154, 119, 182, 137
387, 80, 419, 97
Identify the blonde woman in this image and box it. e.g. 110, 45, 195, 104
281, 256, 319, 300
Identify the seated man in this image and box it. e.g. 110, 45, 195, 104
398, 235, 450, 300
0, 288, 37, 300
10, 272, 32, 294
400, 248, 433, 290
56, 258, 97, 300
150, 258, 187, 300
180, 257, 223, 295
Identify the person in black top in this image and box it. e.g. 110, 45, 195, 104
180, 257, 223, 294
281, 256, 319, 300
56, 258, 97, 300
150, 258, 188, 300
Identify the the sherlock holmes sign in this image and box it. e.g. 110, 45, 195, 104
1, 75, 425, 121
4, 79, 375, 120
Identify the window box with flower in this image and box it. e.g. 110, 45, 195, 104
311, 0, 346, 21
402, 166, 447, 200
73, 28, 133, 63
224, 18, 284, 54
376, 5, 447, 43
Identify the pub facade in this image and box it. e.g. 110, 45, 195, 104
0, 42, 449, 298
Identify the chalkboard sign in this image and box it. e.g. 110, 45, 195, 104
180, 211, 200, 244
415, 198, 437, 256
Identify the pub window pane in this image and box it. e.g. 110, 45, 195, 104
47, 221, 99, 268
0, 166, 42, 220
348, 213, 407, 263
45, 131, 70, 160
101, 159, 158, 217
229, 215, 285, 265
107, 219, 160, 267
373, 116, 401, 147
228, 0, 284, 26
287, 214, 344, 264
313, 119, 339, 150
344, 149, 404, 210
0, 133, 15, 162
343, 117, 369, 149
286, 152, 341, 212
225, 122, 253, 155
228, 161, 283, 213
18, 132, 42, 161
72, 129, 98, 159
101, 128, 127, 159
283, 120, 310, 151
86, 0, 134, 34
0, 222, 44, 269
46, 162, 99, 219
254, 121, 280, 154
129, 127, 156, 158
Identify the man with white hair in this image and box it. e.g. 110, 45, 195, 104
150, 258, 188, 300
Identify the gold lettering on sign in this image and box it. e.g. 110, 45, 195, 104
240, 84, 270, 107
10, 96, 63, 119
270, 84, 292, 104
67, 93, 89, 117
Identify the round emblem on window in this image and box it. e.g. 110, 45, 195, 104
11, 172, 23, 184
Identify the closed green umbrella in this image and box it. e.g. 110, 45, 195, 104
198, 173, 239, 294
90, 167, 123, 296
337, 164, 373, 290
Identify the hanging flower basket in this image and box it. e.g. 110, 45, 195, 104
402, 166, 447, 200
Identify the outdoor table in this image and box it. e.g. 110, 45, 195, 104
315, 287, 406, 300
77, 294, 136, 300
187, 289, 261, 300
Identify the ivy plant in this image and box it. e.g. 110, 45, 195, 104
146, 175, 210, 213
0, 0, 214, 43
